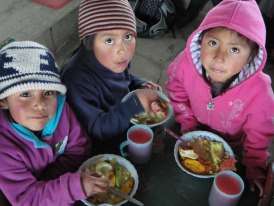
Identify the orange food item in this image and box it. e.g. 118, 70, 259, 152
182, 159, 206, 174
121, 178, 134, 194
220, 158, 237, 171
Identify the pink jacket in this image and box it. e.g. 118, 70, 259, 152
166, 0, 274, 181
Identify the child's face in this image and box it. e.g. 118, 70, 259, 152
200, 28, 253, 83
1, 90, 58, 131
93, 29, 136, 73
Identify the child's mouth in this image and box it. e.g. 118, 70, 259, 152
211, 67, 225, 73
117, 60, 128, 68
31, 115, 48, 120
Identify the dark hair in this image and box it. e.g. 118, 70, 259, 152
83, 35, 95, 51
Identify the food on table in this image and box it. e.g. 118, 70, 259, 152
178, 148, 198, 159
86, 158, 135, 205
219, 158, 237, 171
131, 98, 169, 125
209, 141, 225, 167
178, 137, 235, 175
183, 159, 206, 174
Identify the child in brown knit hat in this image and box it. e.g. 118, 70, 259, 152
62, 0, 161, 154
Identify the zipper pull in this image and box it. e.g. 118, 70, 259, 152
207, 101, 215, 110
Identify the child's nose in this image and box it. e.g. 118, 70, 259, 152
214, 49, 226, 62
117, 42, 127, 55
33, 98, 46, 111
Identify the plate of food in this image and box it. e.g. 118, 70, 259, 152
122, 90, 173, 127
79, 154, 139, 206
174, 131, 236, 178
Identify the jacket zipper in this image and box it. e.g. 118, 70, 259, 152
206, 96, 215, 126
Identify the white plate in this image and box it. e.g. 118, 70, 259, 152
122, 90, 173, 128
174, 131, 234, 178
79, 154, 139, 206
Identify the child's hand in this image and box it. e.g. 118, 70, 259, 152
81, 170, 109, 197
142, 81, 162, 91
249, 179, 264, 197
135, 89, 159, 112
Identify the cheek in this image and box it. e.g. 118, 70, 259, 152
128, 40, 136, 50
200, 50, 210, 65
127, 42, 136, 58
97, 49, 109, 59
47, 99, 58, 117
127, 47, 135, 59
8, 105, 28, 123
93, 43, 108, 62
94, 49, 112, 67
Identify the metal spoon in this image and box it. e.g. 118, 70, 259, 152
164, 128, 184, 141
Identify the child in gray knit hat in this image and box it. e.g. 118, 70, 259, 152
0, 41, 108, 206
62, 0, 162, 154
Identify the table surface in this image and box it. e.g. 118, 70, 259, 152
79, 127, 259, 206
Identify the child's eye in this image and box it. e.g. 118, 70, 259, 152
19, 92, 31, 97
230, 47, 240, 54
44, 91, 57, 96
208, 40, 218, 47
105, 38, 114, 45
124, 33, 133, 41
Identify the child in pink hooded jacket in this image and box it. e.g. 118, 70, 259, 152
166, 0, 274, 195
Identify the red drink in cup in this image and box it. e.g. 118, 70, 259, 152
128, 129, 152, 144
120, 125, 154, 164
216, 174, 242, 195
208, 170, 244, 206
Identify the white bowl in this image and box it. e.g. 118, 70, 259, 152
122, 90, 173, 128
174, 131, 234, 178
79, 154, 139, 206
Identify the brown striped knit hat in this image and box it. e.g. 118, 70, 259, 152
78, 0, 136, 40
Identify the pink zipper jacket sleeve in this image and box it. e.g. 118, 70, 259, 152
166, 51, 198, 132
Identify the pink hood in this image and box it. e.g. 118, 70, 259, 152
199, 0, 266, 47
187, 0, 267, 80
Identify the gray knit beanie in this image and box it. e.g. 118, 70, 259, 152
0, 41, 66, 99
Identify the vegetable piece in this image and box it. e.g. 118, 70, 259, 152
182, 159, 206, 174
191, 138, 211, 162
179, 147, 198, 159
220, 158, 237, 171
115, 163, 123, 188
151, 101, 162, 112
209, 141, 225, 168
121, 178, 134, 194
87, 158, 135, 205
109, 174, 116, 187
95, 161, 113, 177
132, 98, 168, 124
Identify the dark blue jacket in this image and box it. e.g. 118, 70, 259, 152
61, 45, 145, 154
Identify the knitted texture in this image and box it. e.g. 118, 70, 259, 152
78, 0, 136, 40
0, 41, 66, 99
